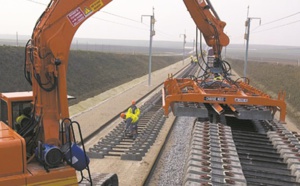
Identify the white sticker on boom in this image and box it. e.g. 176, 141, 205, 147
235, 98, 248, 103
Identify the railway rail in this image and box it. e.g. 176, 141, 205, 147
182, 118, 300, 186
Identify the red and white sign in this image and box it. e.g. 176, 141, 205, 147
67, 7, 86, 27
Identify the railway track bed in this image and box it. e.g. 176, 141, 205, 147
75, 62, 300, 185
183, 118, 300, 186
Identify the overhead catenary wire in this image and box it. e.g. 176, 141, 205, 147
253, 19, 300, 33
92, 14, 180, 40
251, 12, 300, 32
26, 0, 47, 6
26, 0, 147, 27
100, 11, 145, 25
92, 16, 149, 32
25, 0, 180, 41
260, 12, 300, 26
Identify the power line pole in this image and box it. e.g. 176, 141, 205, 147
16, 32, 19, 47
142, 8, 155, 86
180, 32, 186, 64
244, 7, 261, 78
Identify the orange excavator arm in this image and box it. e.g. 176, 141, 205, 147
183, 0, 229, 58
1, 1, 119, 185
25, 0, 112, 144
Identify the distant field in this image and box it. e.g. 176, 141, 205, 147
226, 44, 300, 65
0, 36, 193, 55
0, 39, 185, 55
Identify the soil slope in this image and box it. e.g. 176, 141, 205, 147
0, 45, 182, 105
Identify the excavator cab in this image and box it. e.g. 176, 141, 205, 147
1, 91, 118, 185
0, 91, 84, 185
0, 91, 76, 131
0, 91, 32, 130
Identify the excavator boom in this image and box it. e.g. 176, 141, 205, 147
183, 0, 229, 58
27, 0, 111, 144
0, 0, 116, 185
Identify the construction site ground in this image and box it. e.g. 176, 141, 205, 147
70, 59, 190, 185
70, 59, 299, 185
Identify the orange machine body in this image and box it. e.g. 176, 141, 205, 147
0, 0, 112, 185
183, 0, 230, 58
0, 93, 79, 185
0, 122, 27, 185
163, 78, 286, 123
27, 0, 111, 145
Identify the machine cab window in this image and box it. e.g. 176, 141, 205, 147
12, 101, 32, 130
0, 99, 8, 125
0, 92, 33, 130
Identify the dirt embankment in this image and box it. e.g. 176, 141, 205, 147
0, 45, 182, 105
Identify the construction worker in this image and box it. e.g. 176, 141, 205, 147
127, 100, 140, 117
193, 56, 198, 63
126, 100, 140, 139
190, 55, 194, 63
120, 112, 139, 140
15, 107, 31, 132
213, 73, 223, 81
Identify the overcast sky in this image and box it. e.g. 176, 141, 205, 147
1, 0, 300, 46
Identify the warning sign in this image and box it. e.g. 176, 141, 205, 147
67, 7, 86, 27
90, 0, 104, 11
84, 7, 92, 16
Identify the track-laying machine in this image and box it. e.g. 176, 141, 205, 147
163, 0, 286, 124
0, 0, 118, 185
